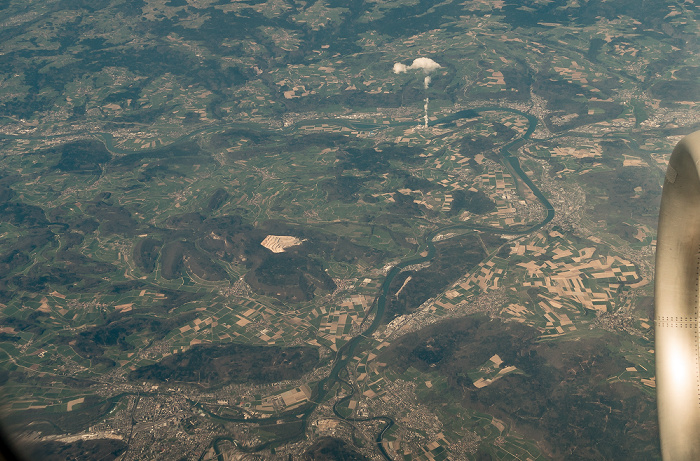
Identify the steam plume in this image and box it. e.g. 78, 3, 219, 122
393, 63, 408, 73
393, 57, 442, 74
424, 98, 429, 128
392, 57, 442, 129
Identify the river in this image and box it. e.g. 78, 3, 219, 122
206, 106, 553, 460
3, 105, 553, 459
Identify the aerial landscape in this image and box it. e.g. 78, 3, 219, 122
0, 0, 697, 459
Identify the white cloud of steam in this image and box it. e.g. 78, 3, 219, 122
393, 57, 441, 74
393, 63, 408, 74
409, 57, 441, 73
393, 57, 442, 129
424, 98, 429, 128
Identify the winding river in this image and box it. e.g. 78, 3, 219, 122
2, 105, 554, 459
204, 106, 554, 460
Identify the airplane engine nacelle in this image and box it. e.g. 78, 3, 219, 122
656, 130, 700, 460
